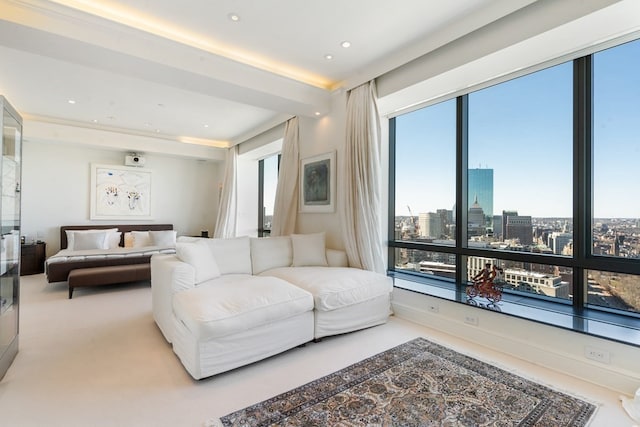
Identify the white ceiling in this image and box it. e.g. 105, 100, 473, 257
0, 0, 539, 153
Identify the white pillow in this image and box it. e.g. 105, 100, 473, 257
291, 232, 328, 267
250, 236, 292, 274
107, 231, 122, 249
123, 232, 134, 248
203, 236, 252, 275
149, 230, 177, 247
176, 241, 221, 284
73, 231, 108, 250
131, 231, 152, 248
66, 228, 118, 250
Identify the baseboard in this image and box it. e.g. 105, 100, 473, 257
392, 298, 640, 395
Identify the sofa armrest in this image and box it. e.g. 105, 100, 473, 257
150, 254, 196, 343
326, 248, 348, 267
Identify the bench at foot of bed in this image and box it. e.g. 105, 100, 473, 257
67, 264, 150, 299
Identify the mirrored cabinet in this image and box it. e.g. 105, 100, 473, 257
0, 96, 21, 380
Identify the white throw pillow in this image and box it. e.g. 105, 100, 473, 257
203, 236, 252, 275
176, 241, 221, 284
107, 231, 122, 249
149, 230, 177, 247
291, 232, 328, 267
66, 228, 118, 250
250, 236, 293, 274
73, 231, 108, 250
131, 231, 152, 247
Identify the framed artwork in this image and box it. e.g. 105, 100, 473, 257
299, 151, 335, 213
90, 164, 152, 220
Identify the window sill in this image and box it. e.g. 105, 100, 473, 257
390, 271, 640, 348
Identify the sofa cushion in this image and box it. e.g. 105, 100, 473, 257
176, 241, 221, 284
204, 236, 252, 275
172, 275, 313, 340
260, 267, 392, 312
250, 236, 292, 274
291, 232, 328, 267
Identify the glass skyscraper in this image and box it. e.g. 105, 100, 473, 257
468, 168, 494, 225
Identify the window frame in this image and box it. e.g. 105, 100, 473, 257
388, 43, 640, 346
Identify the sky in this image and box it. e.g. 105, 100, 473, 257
394, 38, 640, 219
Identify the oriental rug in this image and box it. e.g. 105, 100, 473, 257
212, 337, 597, 427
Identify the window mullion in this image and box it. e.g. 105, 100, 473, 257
388, 117, 397, 270
456, 95, 469, 296
258, 159, 265, 237
573, 55, 593, 312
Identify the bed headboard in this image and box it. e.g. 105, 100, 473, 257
60, 224, 173, 250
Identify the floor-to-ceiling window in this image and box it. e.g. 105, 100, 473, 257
389, 37, 640, 343
393, 99, 457, 282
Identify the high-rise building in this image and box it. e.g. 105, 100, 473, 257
548, 232, 572, 255
505, 214, 533, 245
468, 196, 486, 237
502, 210, 518, 241
492, 215, 503, 239
468, 168, 494, 229
419, 212, 443, 239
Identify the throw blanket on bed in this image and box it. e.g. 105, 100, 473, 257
46, 246, 176, 267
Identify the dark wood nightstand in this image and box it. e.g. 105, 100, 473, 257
20, 242, 46, 276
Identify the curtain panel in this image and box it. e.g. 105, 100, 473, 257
214, 145, 238, 238
341, 81, 385, 273
271, 117, 300, 237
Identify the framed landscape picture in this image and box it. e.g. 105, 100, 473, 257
299, 151, 335, 213
90, 164, 152, 220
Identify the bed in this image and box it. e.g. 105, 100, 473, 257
45, 224, 175, 298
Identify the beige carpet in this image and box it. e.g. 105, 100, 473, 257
0, 274, 633, 426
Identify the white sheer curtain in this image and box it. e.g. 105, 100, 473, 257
340, 81, 385, 273
271, 117, 300, 236
214, 145, 238, 238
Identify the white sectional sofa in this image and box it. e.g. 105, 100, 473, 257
151, 232, 393, 380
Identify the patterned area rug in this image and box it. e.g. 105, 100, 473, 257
213, 337, 597, 427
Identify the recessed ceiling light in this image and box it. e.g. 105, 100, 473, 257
314, 112, 321, 116
68, 99, 76, 104
341, 41, 351, 48
324, 54, 333, 60
155, 129, 161, 133
204, 124, 209, 128
228, 13, 240, 22
92, 119, 98, 123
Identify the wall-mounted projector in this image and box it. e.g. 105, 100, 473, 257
125, 154, 146, 167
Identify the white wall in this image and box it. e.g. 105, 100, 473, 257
296, 90, 348, 250
22, 140, 222, 256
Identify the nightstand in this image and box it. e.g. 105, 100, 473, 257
20, 242, 46, 276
